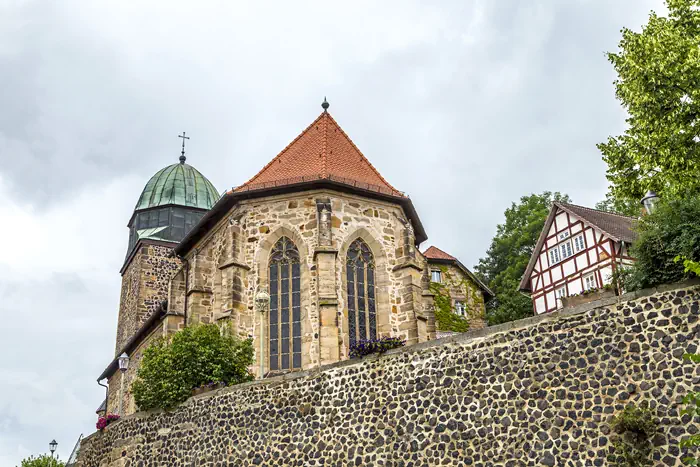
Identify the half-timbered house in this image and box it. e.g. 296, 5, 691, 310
518, 203, 637, 314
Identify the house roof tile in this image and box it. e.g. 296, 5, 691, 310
235, 111, 403, 197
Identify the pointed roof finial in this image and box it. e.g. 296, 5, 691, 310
178, 131, 190, 164
321, 97, 329, 112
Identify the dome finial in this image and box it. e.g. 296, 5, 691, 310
178, 131, 190, 164
321, 97, 329, 112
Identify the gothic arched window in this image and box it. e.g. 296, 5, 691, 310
269, 237, 301, 371
346, 238, 377, 345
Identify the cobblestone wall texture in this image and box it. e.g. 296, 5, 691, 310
79, 281, 700, 466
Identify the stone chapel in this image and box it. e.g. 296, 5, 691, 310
97, 101, 493, 416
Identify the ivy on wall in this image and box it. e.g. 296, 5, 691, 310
429, 265, 481, 333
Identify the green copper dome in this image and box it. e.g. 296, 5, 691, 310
135, 162, 219, 211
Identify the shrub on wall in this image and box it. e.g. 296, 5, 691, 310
608, 401, 658, 466
132, 324, 254, 411
621, 195, 700, 291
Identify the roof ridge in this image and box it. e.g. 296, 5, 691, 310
557, 202, 637, 220
321, 113, 328, 178
324, 112, 401, 194
237, 112, 327, 189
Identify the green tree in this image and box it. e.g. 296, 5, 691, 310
620, 195, 700, 291
132, 323, 254, 411
598, 0, 700, 207
476, 192, 570, 325
17, 455, 64, 467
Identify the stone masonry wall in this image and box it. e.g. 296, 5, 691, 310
79, 281, 700, 466
115, 243, 180, 354
429, 262, 487, 331
176, 189, 430, 376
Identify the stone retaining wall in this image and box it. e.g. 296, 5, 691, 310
77, 281, 700, 466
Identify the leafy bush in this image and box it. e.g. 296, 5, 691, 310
16, 455, 64, 467
132, 324, 254, 410
608, 401, 658, 466
349, 336, 405, 358
624, 196, 700, 291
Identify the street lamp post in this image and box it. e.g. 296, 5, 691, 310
641, 190, 660, 215
49, 439, 57, 459
117, 352, 130, 416
254, 290, 270, 378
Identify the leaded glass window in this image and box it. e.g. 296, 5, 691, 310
268, 237, 301, 372
346, 238, 377, 346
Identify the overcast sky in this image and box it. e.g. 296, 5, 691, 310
0, 0, 666, 462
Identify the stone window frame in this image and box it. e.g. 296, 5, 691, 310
254, 226, 311, 376
338, 228, 391, 358
431, 269, 442, 283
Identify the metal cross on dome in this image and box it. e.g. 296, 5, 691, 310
178, 131, 190, 164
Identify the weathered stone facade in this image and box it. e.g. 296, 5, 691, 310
80, 281, 700, 466
114, 242, 181, 354
429, 262, 487, 331
164, 189, 437, 379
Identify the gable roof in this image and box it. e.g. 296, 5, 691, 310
423, 245, 457, 261
518, 202, 638, 292
235, 110, 403, 197
422, 246, 494, 300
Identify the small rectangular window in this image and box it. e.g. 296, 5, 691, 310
549, 248, 561, 265
431, 270, 442, 283
454, 300, 466, 317
555, 286, 567, 308
573, 235, 585, 253
584, 274, 597, 290
560, 241, 573, 260
558, 231, 570, 240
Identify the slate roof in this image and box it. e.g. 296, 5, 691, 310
518, 202, 638, 292
235, 110, 403, 197
558, 203, 637, 243
422, 246, 494, 300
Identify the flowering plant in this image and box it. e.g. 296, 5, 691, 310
96, 413, 120, 430
350, 336, 405, 359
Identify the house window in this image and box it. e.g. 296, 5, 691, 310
269, 237, 302, 372
558, 231, 570, 240
555, 286, 567, 308
454, 301, 466, 317
549, 247, 561, 265
431, 270, 442, 283
560, 241, 573, 260
573, 235, 585, 253
584, 274, 597, 290
346, 238, 377, 346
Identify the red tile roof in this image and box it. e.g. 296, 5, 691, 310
235, 111, 404, 197
422, 246, 457, 261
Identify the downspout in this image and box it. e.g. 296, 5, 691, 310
97, 379, 108, 413
183, 259, 190, 326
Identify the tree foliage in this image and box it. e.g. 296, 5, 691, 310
476, 192, 570, 325
16, 455, 64, 467
618, 195, 700, 291
132, 324, 254, 411
598, 0, 700, 206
